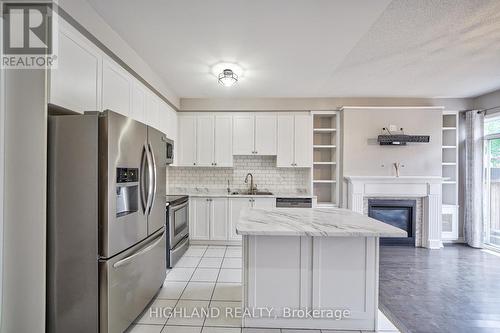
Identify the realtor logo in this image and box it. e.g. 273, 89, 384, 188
2, 1, 58, 68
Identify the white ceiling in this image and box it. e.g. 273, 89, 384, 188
86, 0, 500, 99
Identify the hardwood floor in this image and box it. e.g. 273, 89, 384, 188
379, 244, 500, 333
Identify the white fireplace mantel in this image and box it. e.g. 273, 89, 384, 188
345, 175, 443, 249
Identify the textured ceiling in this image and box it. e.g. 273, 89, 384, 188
86, 0, 500, 98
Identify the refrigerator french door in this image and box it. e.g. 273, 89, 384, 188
47, 110, 167, 333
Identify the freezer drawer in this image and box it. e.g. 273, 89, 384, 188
100, 228, 166, 333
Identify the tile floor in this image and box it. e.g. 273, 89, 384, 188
128, 245, 400, 333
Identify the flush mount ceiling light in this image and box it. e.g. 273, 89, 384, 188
211, 62, 244, 87
218, 68, 238, 87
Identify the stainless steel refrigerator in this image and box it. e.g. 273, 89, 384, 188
47, 110, 168, 333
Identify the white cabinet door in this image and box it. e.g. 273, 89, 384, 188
253, 197, 276, 208
145, 92, 160, 129
255, 114, 277, 155
196, 115, 215, 167
210, 198, 228, 241
228, 198, 252, 241
49, 26, 100, 113
102, 59, 131, 116
178, 116, 197, 166
131, 82, 146, 124
294, 114, 313, 167
277, 115, 295, 167
191, 198, 210, 241
158, 101, 170, 135
214, 114, 233, 167
233, 114, 255, 155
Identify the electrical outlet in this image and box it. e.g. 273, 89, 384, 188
389, 124, 398, 132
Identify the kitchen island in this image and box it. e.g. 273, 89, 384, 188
236, 208, 405, 331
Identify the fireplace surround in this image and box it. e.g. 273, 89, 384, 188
345, 176, 443, 249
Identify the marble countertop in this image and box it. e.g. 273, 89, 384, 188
167, 188, 315, 198
236, 207, 407, 237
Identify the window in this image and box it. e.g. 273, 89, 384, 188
484, 114, 500, 249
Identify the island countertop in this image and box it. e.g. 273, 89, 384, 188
236, 207, 407, 237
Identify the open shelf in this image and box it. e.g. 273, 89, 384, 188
314, 128, 336, 132
441, 111, 459, 240
312, 111, 339, 206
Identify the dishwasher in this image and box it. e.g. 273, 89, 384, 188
276, 197, 312, 208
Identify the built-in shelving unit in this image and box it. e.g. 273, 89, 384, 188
442, 111, 459, 241
311, 111, 340, 207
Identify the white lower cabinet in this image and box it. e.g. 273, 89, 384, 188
190, 196, 276, 244
228, 198, 253, 241
190, 197, 210, 241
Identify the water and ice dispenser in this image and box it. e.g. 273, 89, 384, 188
116, 168, 139, 217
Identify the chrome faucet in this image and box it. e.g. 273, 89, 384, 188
244, 173, 256, 195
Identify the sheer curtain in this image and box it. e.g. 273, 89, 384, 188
464, 110, 484, 248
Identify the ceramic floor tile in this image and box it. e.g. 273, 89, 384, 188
221, 257, 242, 269
184, 247, 207, 257
198, 257, 223, 269
165, 267, 196, 282
181, 282, 216, 300
157, 281, 188, 300
224, 248, 242, 258
322, 331, 362, 333
212, 283, 242, 301
175, 256, 201, 268
217, 269, 241, 283
204, 247, 226, 258
204, 301, 242, 327
128, 324, 164, 333
241, 329, 280, 333
282, 330, 321, 333
161, 325, 202, 333
135, 299, 176, 325
208, 245, 227, 249
191, 268, 220, 282
189, 245, 208, 250
166, 300, 209, 326
202, 327, 242, 333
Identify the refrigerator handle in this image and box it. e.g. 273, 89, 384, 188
147, 143, 157, 216
112, 231, 164, 268
145, 143, 154, 215
140, 144, 148, 214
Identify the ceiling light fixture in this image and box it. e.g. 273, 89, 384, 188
218, 68, 238, 87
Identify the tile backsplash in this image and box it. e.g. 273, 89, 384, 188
167, 156, 310, 193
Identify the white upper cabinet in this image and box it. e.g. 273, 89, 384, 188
233, 113, 255, 155
131, 82, 147, 124
49, 22, 101, 113
277, 113, 312, 167
145, 91, 160, 128
294, 114, 313, 167
196, 115, 215, 166
178, 116, 197, 166
255, 114, 277, 155
102, 59, 132, 117
277, 115, 295, 167
214, 115, 233, 167
233, 113, 277, 155
178, 113, 233, 167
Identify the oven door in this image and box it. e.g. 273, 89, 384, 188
169, 201, 188, 248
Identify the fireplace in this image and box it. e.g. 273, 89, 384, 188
368, 199, 416, 246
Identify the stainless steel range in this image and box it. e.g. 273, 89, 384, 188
166, 195, 189, 268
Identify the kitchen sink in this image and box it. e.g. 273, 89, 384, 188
231, 191, 274, 195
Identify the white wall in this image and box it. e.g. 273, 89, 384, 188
474, 88, 500, 111
180, 97, 472, 111
342, 107, 443, 177
1, 69, 47, 332
57, 0, 180, 109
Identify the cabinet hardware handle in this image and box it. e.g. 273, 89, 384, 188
193, 163, 196, 165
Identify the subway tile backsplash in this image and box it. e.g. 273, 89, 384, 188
167, 155, 310, 193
